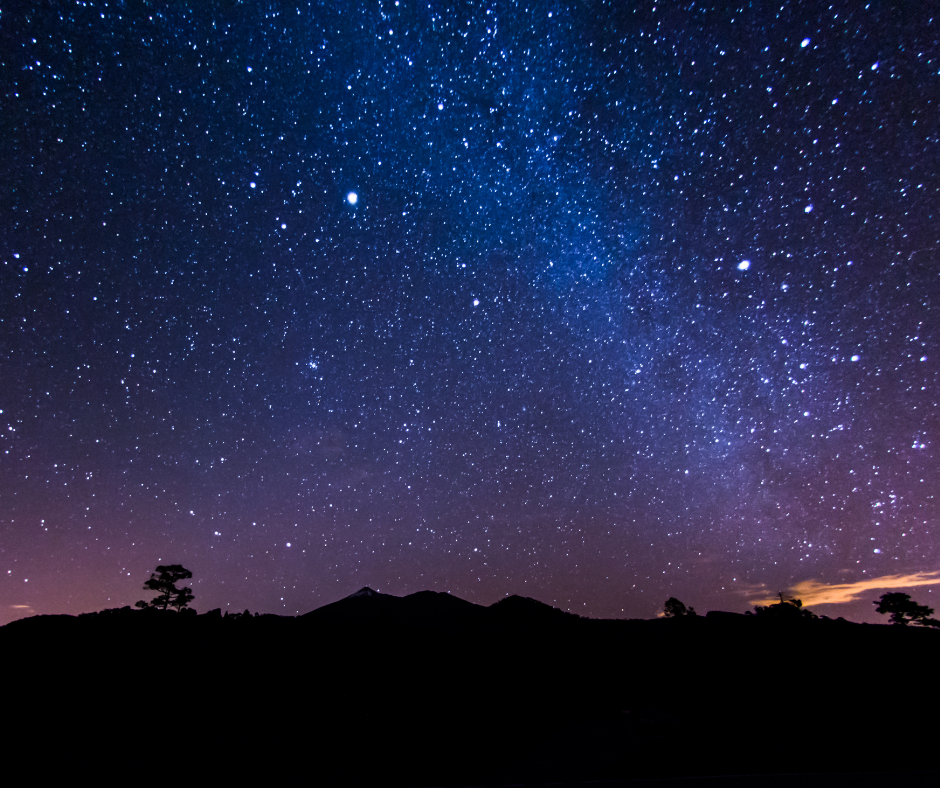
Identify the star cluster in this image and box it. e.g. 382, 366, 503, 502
2, 1, 938, 623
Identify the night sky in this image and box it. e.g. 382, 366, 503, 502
3, 1, 939, 626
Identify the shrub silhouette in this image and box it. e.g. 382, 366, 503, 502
663, 597, 697, 617
136, 565, 195, 611
753, 593, 817, 620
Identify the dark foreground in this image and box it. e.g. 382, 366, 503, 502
5, 589, 938, 785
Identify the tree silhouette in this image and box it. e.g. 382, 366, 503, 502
663, 597, 697, 617
873, 592, 940, 627
136, 565, 194, 611
171, 585, 195, 612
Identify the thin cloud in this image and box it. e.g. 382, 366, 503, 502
751, 571, 940, 608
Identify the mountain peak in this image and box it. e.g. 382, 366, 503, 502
348, 586, 381, 598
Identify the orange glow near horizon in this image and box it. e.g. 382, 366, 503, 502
750, 571, 940, 608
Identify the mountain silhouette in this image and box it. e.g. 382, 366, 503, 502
300, 586, 577, 627
488, 593, 581, 623
301, 586, 486, 625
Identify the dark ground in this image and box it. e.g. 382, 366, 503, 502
4, 590, 938, 785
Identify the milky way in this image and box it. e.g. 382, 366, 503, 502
2, 1, 938, 623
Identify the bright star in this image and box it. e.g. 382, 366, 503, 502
347, 192, 358, 205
